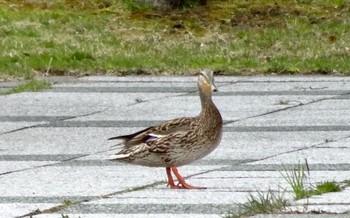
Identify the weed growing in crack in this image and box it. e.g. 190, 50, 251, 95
276, 99, 290, 105
225, 161, 345, 217
224, 189, 288, 218
135, 98, 144, 103
324, 138, 333, 143
310, 181, 341, 196
281, 160, 342, 200
281, 160, 310, 200
63, 199, 72, 207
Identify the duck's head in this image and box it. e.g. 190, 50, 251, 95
197, 69, 218, 96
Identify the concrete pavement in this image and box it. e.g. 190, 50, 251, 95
0, 76, 350, 217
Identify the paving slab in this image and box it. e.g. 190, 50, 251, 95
227, 99, 350, 127
0, 76, 350, 218
69, 95, 327, 122
0, 127, 115, 155
0, 92, 177, 116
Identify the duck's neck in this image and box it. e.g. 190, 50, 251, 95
198, 91, 223, 131
199, 90, 219, 117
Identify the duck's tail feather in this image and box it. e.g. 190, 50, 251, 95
109, 142, 123, 148
108, 126, 154, 141
108, 135, 127, 140
107, 153, 130, 160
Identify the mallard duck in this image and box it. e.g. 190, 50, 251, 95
108, 69, 223, 189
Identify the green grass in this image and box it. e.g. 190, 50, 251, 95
1, 0, 350, 79
281, 161, 342, 200
224, 189, 288, 218
225, 162, 346, 217
309, 181, 341, 195
0, 79, 50, 95
281, 162, 309, 200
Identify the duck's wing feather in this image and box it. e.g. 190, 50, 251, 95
108, 117, 195, 147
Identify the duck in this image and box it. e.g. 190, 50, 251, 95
107, 69, 223, 189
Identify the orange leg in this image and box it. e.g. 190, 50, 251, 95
166, 167, 176, 188
171, 166, 206, 189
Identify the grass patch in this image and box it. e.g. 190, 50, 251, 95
1, 0, 350, 79
309, 181, 341, 195
0, 79, 50, 95
224, 189, 288, 218
225, 162, 346, 217
281, 161, 342, 200
281, 161, 309, 200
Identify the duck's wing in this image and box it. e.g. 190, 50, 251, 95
108, 117, 195, 147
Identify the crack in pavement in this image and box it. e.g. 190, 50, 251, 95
0, 148, 111, 177
242, 134, 350, 165
15, 180, 165, 218
223, 91, 350, 126
0, 109, 107, 136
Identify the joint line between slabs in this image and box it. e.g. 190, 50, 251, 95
0, 109, 106, 136
223, 92, 350, 126
245, 133, 350, 165
125, 81, 236, 107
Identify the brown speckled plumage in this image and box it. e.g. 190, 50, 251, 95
108, 69, 223, 189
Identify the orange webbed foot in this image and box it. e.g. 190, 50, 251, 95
165, 166, 206, 189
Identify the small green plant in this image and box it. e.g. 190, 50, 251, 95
0, 79, 50, 95
281, 161, 309, 200
135, 97, 144, 103
282, 161, 342, 200
324, 138, 334, 143
276, 99, 290, 105
63, 199, 72, 207
224, 189, 288, 218
311, 181, 341, 195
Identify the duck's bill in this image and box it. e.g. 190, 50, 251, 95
212, 84, 218, 92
